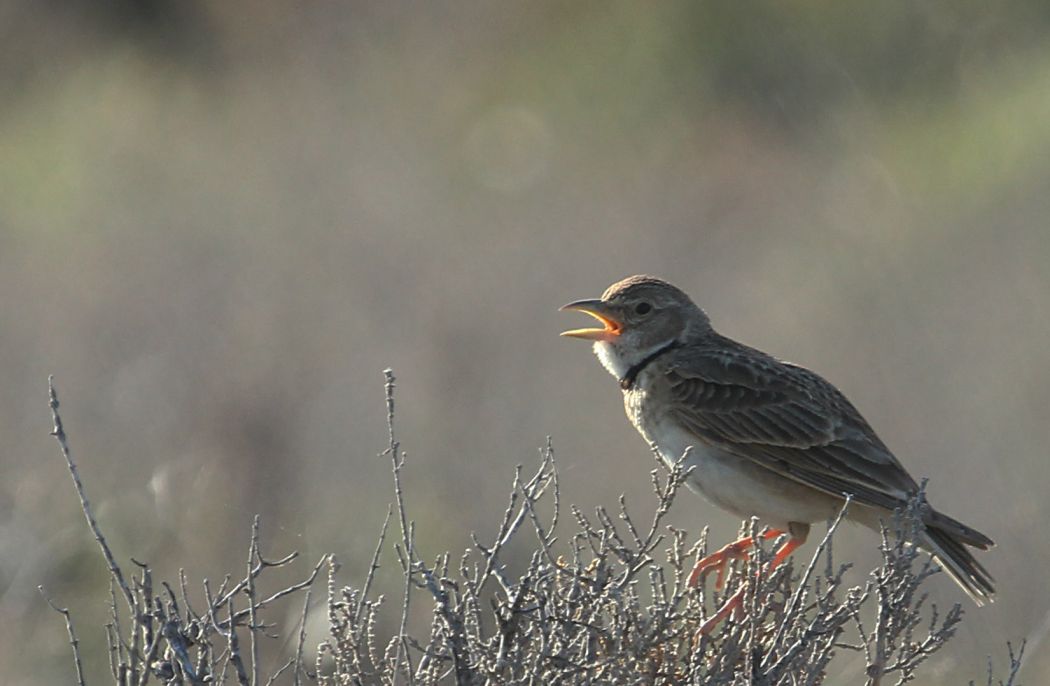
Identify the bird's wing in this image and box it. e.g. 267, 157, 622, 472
664, 340, 919, 512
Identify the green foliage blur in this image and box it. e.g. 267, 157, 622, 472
2, 2, 1049, 683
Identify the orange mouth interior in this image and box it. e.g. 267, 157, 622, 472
560, 309, 622, 341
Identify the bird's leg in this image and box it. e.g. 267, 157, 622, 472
769, 535, 803, 568
687, 529, 785, 589
697, 587, 746, 635
692, 524, 808, 636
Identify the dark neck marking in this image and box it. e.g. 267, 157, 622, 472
620, 340, 680, 391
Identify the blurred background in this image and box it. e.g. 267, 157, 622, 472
2, 1, 1049, 683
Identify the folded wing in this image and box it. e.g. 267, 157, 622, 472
665, 338, 922, 514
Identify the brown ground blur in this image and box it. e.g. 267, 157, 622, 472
2, 2, 1050, 683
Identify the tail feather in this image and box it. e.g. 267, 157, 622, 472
922, 523, 996, 606
926, 509, 994, 550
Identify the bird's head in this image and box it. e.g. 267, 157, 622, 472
560, 275, 710, 379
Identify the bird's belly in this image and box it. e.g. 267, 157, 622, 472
634, 408, 840, 529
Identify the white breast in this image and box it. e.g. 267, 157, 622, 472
623, 369, 710, 472
623, 370, 841, 529
626, 386, 714, 478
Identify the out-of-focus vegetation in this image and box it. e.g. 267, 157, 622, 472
3, 2, 1049, 683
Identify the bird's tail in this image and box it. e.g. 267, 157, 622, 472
921, 510, 995, 606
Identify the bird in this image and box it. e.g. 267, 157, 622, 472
560, 275, 994, 630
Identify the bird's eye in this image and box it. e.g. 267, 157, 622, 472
634, 302, 652, 315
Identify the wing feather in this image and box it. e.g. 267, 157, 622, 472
665, 338, 918, 510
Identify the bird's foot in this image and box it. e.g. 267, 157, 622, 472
687, 534, 767, 589
687, 539, 750, 589
688, 528, 794, 589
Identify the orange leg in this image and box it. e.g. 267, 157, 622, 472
769, 536, 803, 569
687, 529, 785, 589
691, 531, 805, 636
697, 587, 746, 635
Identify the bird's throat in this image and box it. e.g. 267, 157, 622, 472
594, 340, 630, 380
619, 340, 681, 390
594, 339, 680, 390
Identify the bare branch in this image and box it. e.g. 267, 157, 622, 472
48, 376, 135, 612
247, 515, 261, 686
39, 586, 86, 686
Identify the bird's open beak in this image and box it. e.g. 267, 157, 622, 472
559, 299, 622, 341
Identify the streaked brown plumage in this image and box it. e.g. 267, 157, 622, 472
561, 275, 994, 607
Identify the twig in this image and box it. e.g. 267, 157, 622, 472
48, 376, 135, 612
765, 495, 852, 663
1003, 640, 1026, 686
214, 551, 299, 611
294, 590, 312, 686
219, 554, 327, 628
228, 598, 251, 686
384, 369, 415, 685
247, 515, 261, 686
384, 369, 411, 550
39, 586, 86, 686
264, 658, 296, 686
359, 506, 392, 618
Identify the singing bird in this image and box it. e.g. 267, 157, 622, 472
560, 275, 993, 629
